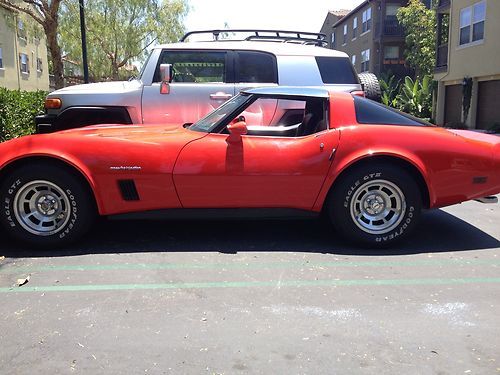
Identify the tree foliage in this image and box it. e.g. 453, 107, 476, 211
0, 0, 65, 89
59, 0, 188, 81
397, 0, 436, 77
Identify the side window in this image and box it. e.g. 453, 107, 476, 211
315, 56, 359, 84
236, 51, 277, 83
354, 96, 430, 126
229, 97, 327, 137
154, 51, 226, 83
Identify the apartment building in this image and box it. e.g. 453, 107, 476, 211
322, 0, 430, 78
0, 3, 49, 91
434, 0, 500, 131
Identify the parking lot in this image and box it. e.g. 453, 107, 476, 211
0, 197, 499, 374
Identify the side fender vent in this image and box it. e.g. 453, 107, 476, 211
118, 180, 140, 201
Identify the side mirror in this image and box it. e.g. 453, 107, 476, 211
159, 63, 172, 94
227, 121, 247, 137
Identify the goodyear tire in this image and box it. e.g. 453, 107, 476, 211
358, 72, 382, 102
0, 163, 94, 248
329, 163, 422, 247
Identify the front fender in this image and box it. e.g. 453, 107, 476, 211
0, 147, 104, 214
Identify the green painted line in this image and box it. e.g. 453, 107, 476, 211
1, 258, 500, 274
1, 277, 500, 293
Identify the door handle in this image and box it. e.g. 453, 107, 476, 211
210, 92, 232, 100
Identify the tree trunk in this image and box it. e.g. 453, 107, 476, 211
45, 26, 64, 89
111, 60, 119, 81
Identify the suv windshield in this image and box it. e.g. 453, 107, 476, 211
190, 94, 252, 132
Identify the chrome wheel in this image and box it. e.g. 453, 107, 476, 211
349, 179, 406, 235
13, 180, 71, 236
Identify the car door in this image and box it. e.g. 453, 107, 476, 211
173, 125, 339, 210
142, 50, 234, 125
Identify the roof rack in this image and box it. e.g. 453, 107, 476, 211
180, 29, 328, 47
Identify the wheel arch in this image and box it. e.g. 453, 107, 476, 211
0, 155, 101, 215
320, 154, 432, 211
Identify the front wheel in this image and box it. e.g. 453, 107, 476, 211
0, 163, 95, 248
328, 163, 422, 247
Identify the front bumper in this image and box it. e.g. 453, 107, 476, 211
35, 114, 57, 134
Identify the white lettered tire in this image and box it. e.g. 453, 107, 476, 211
329, 163, 422, 247
0, 163, 94, 248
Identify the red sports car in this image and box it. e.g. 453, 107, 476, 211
0, 87, 499, 247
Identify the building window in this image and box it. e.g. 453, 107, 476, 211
18, 20, 26, 40
351, 54, 356, 67
37, 58, 43, 72
331, 31, 336, 49
19, 53, 29, 74
362, 7, 372, 33
386, 4, 401, 18
0, 47, 3, 69
343, 24, 348, 45
361, 49, 370, 72
353, 17, 358, 39
459, 1, 486, 45
384, 46, 399, 60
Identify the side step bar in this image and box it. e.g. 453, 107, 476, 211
474, 196, 498, 204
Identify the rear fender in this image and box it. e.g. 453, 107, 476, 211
313, 148, 434, 211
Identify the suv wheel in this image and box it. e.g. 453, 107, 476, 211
358, 72, 382, 102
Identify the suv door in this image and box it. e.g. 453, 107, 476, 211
234, 51, 279, 125
142, 50, 234, 124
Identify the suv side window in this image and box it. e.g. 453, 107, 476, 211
236, 51, 277, 83
154, 51, 227, 83
315, 56, 359, 84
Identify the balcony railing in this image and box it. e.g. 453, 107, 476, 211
436, 43, 448, 70
376, 18, 404, 38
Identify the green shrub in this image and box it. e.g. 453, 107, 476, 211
0, 88, 47, 142
377, 74, 434, 121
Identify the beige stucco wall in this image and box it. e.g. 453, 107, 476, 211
332, 2, 377, 73
0, 6, 49, 91
442, 0, 500, 82
435, 0, 500, 127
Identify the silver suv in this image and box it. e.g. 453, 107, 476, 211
36, 30, 380, 133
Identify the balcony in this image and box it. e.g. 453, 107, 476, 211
376, 18, 405, 39
437, 0, 450, 13
435, 43, 448, 72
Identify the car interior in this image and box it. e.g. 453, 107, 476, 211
225, 98, 328, 138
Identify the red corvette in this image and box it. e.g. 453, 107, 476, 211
0, 87, 499, 247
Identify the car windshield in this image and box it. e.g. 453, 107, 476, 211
137, 49, 154, 80
189, 94, 252, 133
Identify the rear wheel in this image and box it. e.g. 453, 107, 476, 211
328, 163, 422, 247
0, 163, 95, 247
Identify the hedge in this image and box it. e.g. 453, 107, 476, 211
0, 88, 47, 142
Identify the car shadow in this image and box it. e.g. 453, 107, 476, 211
0, 209, 498, 258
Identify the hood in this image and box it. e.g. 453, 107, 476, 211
50, 122, 192, 141
49, 80, 142, 96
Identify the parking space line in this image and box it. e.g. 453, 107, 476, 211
1, 258, 500, 274
1, 277, 500, 293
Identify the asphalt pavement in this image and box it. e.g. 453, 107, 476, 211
0, 197, 499, 374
